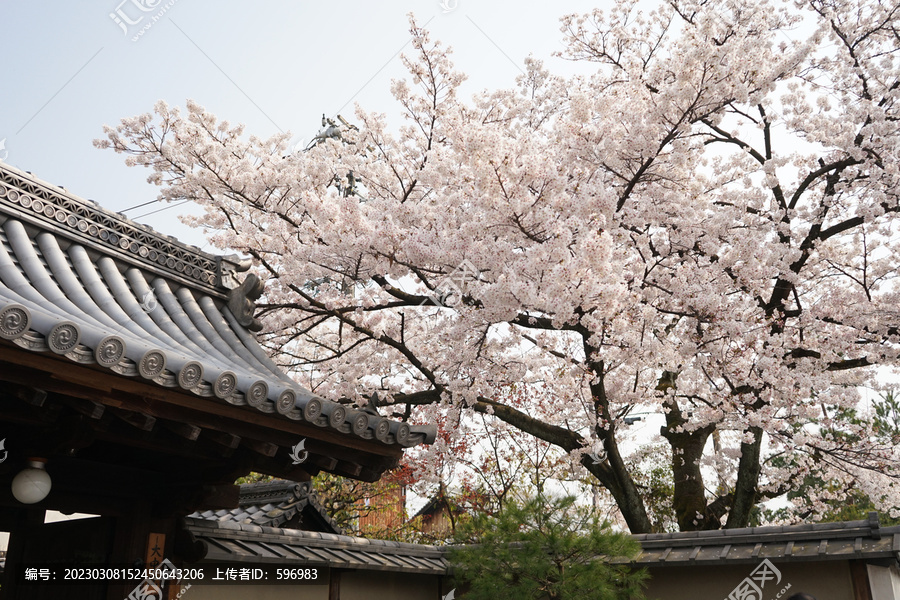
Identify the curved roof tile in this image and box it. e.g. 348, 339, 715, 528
0, 163, 436, 450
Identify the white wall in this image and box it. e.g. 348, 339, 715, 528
867, 564, 900, 600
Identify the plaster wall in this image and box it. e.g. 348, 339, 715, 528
868, 564, 900, 600
180, 571, 440, 600
181, 582, 328, 600
642, 561, 854, 600
339, 570, 439, 600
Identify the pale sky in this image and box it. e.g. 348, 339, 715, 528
0, 1, 879, 541
0, 0, 603, 250
0, 0, 614, 543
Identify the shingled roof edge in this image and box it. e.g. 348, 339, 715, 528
0, 163, 437, 454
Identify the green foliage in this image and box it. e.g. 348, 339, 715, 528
312, 469, 418, 540
756, 390, 900, 525
625, 444, 677, 533
311, 471, 367, 533
816, 488, 900, 525
234, 472, 274, 485
449, 495, 646, 600
873, 389, 900, 444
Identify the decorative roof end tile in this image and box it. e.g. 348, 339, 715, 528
227, 273, 265, 332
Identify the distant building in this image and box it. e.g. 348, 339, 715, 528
628, 512, 900, 600
192, 479, 343, 534
356, 480, 407, 535
413, 494, 455, 537
411, 484, 466, 540
183, 503, 900, 600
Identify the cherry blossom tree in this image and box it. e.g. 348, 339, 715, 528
97, 0, 900, 533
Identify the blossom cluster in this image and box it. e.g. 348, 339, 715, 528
97, 0, 900, 531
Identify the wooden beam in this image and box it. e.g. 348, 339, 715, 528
242, 438, 278, 457
194, 484, 240, 511
0, 346, 405, 482
335, 461, 362, 477
14, 384, 47, 406
238, 452, 314, 481
53, 414, 100, 455
311, 455, 339, 471
849, 560, 872, 600
164, 421, 201, 441
0, 394, 62, 428
203, 430, 241, 450
0, 347, 402, 459
355, 466, 390, 483
111, 408, 156, 432
65, 398, 105, 419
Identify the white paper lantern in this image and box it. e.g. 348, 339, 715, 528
11, 460, 51, 504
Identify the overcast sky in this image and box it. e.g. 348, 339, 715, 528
0, 0, 603, 251
0, 0, 618, 532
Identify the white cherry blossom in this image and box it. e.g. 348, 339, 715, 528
97, 1, 900, 532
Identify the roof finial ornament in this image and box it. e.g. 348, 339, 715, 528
227, 273, 265, 332
364, 391, 382, 416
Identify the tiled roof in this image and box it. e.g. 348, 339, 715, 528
190, 480, 342, 534
630, 513, 900, 566
185, 516, 449, 575
412, 493, 453, 519
0, 163, 436, 451
185, 512, 900, 576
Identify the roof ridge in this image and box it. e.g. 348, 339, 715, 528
238, 480, 311, 505
185, 516, 444, 554
0, 163, 250, 298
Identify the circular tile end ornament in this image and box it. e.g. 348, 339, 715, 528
95, 336, 125, 367
326, 403, 347, 428
248, 381, 270, 408
373, 418, 391, 442
301, 397, 322, 422
214, 371, 238, 399
273, 388, 295, 413
394, 422, 411, 445
0, 304, 30, 340
48, 322, 80, 354
139, 350, 166, 379
351, 412, 369, 436
178, 361, 203, 389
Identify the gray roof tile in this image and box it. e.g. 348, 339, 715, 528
0, 163, 437, 457
186, 516, 449, 575
629, 515, 900, 567
191, 480, 344, 534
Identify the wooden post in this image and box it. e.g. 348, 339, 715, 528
0, 507, 42, 600
849, 560, 873, 600
329, 568, 341, 600
107, 499, 152, 600
144, 533, 166, 570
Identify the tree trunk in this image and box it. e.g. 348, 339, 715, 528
725, 425, 763, 528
